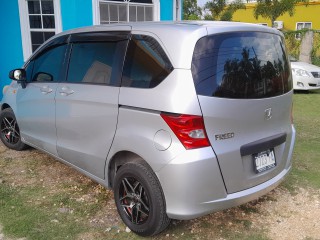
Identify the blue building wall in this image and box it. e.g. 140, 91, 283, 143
61, 0, 93, 30
160, 0, 173, 20
0, 1, 24, 100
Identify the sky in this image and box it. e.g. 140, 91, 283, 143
197, 0, 207, 7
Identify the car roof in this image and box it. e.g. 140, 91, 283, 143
57, 21, 280, 37
36, 21, 283, 69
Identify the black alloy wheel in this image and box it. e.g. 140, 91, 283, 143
114, 160, 170, 236
119, 176, 150, 225
0, 108, 27, 151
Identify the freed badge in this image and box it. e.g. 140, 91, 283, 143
215, 132, 234, 141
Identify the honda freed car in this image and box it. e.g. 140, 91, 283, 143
0, 21, 295, 236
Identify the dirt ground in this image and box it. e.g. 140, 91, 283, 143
251, 187, 320, 239
0, 143, 320, 240
183, 186, 320, 240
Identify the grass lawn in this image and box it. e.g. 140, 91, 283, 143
0, 89, 319, 240
284, 89, 320, 189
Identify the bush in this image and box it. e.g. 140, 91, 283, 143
284, 31, 301, 59
283, 30, 320, 66
311, 32, 320, 66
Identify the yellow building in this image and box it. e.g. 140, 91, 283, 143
232, 0, 320, 31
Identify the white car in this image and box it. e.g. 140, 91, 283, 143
290, 56, 320, 90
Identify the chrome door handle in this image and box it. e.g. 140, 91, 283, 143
40, 86, 53, 94
59, 86, 74, 96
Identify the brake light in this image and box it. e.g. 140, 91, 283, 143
160, 113, 210, 150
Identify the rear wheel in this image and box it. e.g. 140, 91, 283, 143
114, 160, 170, 236
0, 108, 27, 151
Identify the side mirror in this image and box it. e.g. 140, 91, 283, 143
9, 69, 26, 81
9, 69, 27, 88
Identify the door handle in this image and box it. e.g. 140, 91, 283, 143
59, 86, 74, 96
40, 86, 53, 94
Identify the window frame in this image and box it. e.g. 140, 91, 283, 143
18, 0, 62, 62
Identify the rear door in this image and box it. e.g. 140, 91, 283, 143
192, 31, 293, 193
55, 31, 129, 179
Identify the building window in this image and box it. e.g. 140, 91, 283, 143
296, 22, 312, 39
28, 0, 56, 52
18, 0, 62, 61
98, 0, 155, 24
296, 22, 312, 30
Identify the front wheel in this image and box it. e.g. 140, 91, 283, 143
114, 160, 170, 236
0, 108, 27, 151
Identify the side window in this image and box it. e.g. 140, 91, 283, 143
31, 44, 67, 82
122, 35, 173, 88
67, 42, 117, 85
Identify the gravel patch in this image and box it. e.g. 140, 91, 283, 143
254, 187, 320, 240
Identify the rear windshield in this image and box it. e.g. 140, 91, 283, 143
192, 32, 292, 99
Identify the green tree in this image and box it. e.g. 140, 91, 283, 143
254, 0, 308, 26
183, 0, 202, 20
204, 0, 245, 21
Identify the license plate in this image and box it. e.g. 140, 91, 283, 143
253, 149, 276, 173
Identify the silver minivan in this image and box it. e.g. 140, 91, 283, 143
1, 21, 295, 236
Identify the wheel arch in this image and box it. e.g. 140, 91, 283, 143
107, 151, 152, 189
1, 103, 12, 111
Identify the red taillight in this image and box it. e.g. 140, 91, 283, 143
160, 113, 210, 150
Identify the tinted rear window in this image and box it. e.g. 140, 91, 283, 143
121, 35, 173, 88
192, 32, 292, 99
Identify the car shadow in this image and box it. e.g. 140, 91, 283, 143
294, 89, 320, 94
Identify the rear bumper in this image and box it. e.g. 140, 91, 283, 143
157, 125, 295, 220
197, 165, 291, 217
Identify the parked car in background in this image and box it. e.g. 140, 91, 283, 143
0, 21, 296, 236
290, 56, 320, 91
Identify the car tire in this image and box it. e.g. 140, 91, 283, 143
0, 108, 27, 151
114, 160, 170, 236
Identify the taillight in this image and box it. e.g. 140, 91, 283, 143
160, 113, 210, 150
